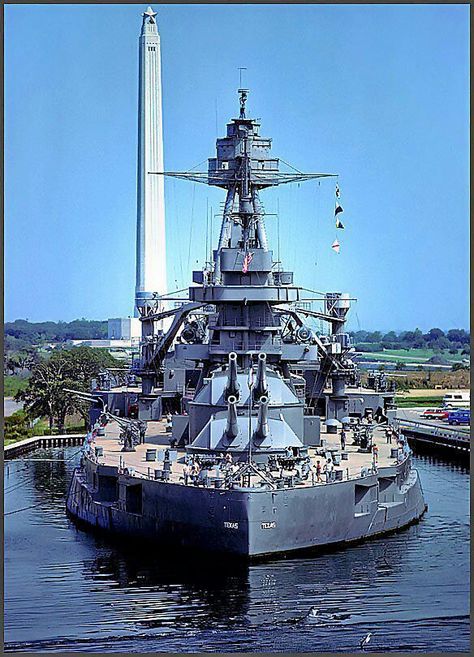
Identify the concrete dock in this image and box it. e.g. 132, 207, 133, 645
5, 434, 86, 460
395, 408, 470, 458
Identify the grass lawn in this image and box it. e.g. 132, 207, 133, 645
3, 375, 29, 397
395, 395, 444, 408
357, 348, 465, 364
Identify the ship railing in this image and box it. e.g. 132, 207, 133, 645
212, 317, 281, 329
395, 418, 470, 441
215, 338, 281, 351
183, 387, 196, 400
89, 459, 407, 491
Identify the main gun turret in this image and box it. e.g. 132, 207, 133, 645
224, 352, 240, 401
253, 396, 269, 442
253, 352, 268, 401
224, 395, 239, 441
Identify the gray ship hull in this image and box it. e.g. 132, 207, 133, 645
66, 456, 426, 558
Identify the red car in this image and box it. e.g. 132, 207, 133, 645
420, 408, 449, 420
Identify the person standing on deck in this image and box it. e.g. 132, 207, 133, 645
138, 420, 147, 444
315, 460, 322, 483
372, 443, 379, 470
340, 429, 346, 451
324, 458, 334, 482
190, 462, 199, 484
183, 462, 190, 485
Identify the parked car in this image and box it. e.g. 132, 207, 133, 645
442, 391, 470, 408
447, 409, 470, 425
420, 408, 449, 420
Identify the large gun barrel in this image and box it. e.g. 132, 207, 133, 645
253, 396, 269, 442
224, 395, 239, 441
224, 352, 240, 401
253, 352, 268, 401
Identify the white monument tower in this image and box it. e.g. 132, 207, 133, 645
135, 6, 167, 313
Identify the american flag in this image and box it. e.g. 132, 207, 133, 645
242, 252, 253, 273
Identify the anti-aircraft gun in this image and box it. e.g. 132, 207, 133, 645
63, 388, 147, 453
98, 412, 147, 452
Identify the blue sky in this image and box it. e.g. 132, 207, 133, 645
4, 3, 470, 331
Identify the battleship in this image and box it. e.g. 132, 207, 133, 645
66, 8, 426, 558
67, 95, 427, 557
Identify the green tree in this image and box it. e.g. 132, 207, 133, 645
400, 328, 423, 348
447, 329, 469, 345
382, 331, 398, 343
4, 354, 20, 376
452, 363, 468, 372
50, 346, 119, 382
4, 410, 32, 444
4, 318, 108, 347
16, 358, 72, 432
366, 331, 382, 343
424, 328, 445, 343
16, 347, 120, 433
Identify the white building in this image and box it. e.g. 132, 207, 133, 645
107, 317, 141, 344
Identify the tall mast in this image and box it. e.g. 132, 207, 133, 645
149, 89, 334, 285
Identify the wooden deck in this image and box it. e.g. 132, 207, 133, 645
91, 419, 402, 488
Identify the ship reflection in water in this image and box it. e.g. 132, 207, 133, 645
4, 448, 469, 653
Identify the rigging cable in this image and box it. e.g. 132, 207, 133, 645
205, 197, 209, 267
171, 178, 185, 288
279, 157, 304, 175
5, 501, 46, 517
277, 197, 280, 264
187, 183, 196, 272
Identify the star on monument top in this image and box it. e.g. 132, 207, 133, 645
144, 6, 157, 19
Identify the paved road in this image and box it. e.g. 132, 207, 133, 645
396, 407, 470, 431
4, 398, 24, 417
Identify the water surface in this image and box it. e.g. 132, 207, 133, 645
4, 448, 470, 652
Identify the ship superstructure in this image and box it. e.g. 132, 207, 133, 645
136, 89, 369, 438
